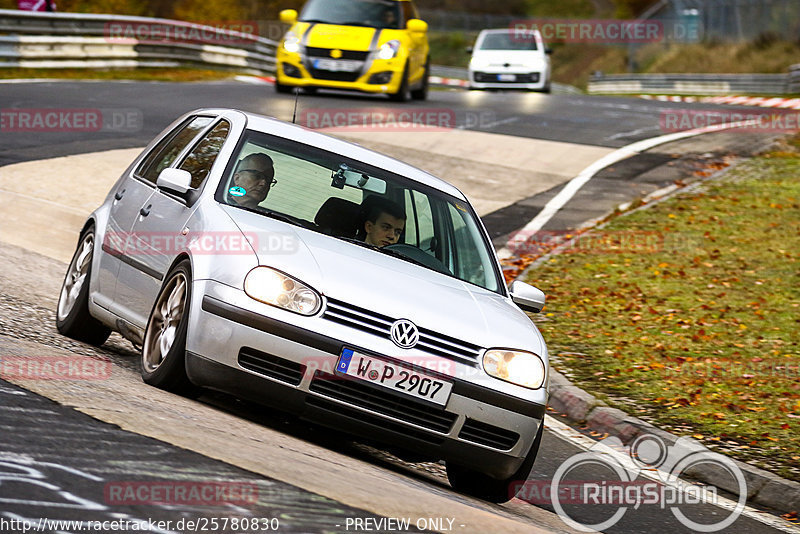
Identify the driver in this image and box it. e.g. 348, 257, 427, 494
362, 198, 405, 247
231, 153, 276, 209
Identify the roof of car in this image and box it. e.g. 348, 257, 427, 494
234, 110, 467, 200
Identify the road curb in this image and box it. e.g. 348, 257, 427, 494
548, 366, 800, 514
532, 163, 800, 516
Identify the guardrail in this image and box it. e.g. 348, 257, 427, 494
790, 64, 800, 94
0, 9, 277, 73
588, 72, 797, 96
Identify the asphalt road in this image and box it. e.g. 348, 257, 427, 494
0, 79, 720, 167
0, 80, 795, 534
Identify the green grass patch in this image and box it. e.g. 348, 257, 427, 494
0, 67, 251, 82
527, 144, 800, 479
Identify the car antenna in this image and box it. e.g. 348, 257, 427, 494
292, 87, 300, 124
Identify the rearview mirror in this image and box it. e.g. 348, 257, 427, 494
509, 280, 546, 313
156, 168, 192, 195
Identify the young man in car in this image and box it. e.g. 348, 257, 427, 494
361, 198, 405, 248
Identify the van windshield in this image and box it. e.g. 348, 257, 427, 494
478, 31, 538, 51
216, 130, 504, 294
300, 0, 402, 29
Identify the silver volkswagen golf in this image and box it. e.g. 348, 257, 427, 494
56, 108, 549, 502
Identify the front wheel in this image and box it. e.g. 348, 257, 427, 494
446, 422, 544, 503
274, 80, 292, 94
141, 260, 198, 396
411, 59, 429, 100
389, 63, 411, 102
56, 227, 111, 346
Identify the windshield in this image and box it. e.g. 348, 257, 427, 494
478, 31, 538, 51
216, 130, 503, 293
299, 0, 402, 29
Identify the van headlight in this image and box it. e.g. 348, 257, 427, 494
244, 267, 321, 315
377, 40, 400, 60
470, 57, 489, 70
282, 32, 301, 54
483, 349, 545, 389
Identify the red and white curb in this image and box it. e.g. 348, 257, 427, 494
234, 74, 469, 88
640, 94, 800, 110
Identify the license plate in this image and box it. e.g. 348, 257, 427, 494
498, 73, 516, 82
313, 58, 359, 72
336, 349, 452, 406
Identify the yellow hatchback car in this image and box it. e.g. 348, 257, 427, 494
276, 0, 429, 101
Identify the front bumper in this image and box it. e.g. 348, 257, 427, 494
276, 49, 404, 94
185, 280, 547, 479
469, 70, 548, 91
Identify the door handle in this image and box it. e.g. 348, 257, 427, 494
139, 204, 152, 217
114, 188, 126, 200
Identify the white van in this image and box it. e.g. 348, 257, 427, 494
468, 28, 551, 92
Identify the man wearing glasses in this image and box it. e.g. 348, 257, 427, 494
231, 153, 276, 209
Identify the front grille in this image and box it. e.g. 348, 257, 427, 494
308, 69, 361, 82
238, 348, 305, 385
309, 371, 457, 434
323, 298, 482, 367
306, 396, 444, 445
473, 72, 539, 83
458, 418, 520, 450
305, 47, 369, 60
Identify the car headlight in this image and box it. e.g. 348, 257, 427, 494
483, 349, 545, 389
377, 40, 401, 60
244, 266, 321, 316
470, 57, 489, 70
282, 32, 301, 54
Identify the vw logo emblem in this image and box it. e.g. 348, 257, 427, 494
390, 319, 419, 349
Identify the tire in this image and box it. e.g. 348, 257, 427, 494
141, 259, 199, 396
446, 421, 544, 503
274, 81, 292, 94
389, 63, 411, 102
56, 227, 111, 346
410, 59, 429, 101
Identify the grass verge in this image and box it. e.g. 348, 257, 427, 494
522, 137, 800, 481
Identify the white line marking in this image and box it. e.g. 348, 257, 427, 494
497, 119, 763, 259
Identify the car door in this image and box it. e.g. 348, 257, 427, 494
114, 118, 232, 329
96, 115, 215, 313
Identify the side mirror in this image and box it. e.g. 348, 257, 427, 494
545, 46, 553, 55
466, 46, 473, 54
406, 18, 427, 33
156, 168, 192, 195
509, 280, 546, 313
280, 9, 298, 25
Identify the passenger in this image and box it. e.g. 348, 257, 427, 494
231, 153, 276, 209
361, 198, 405, 247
